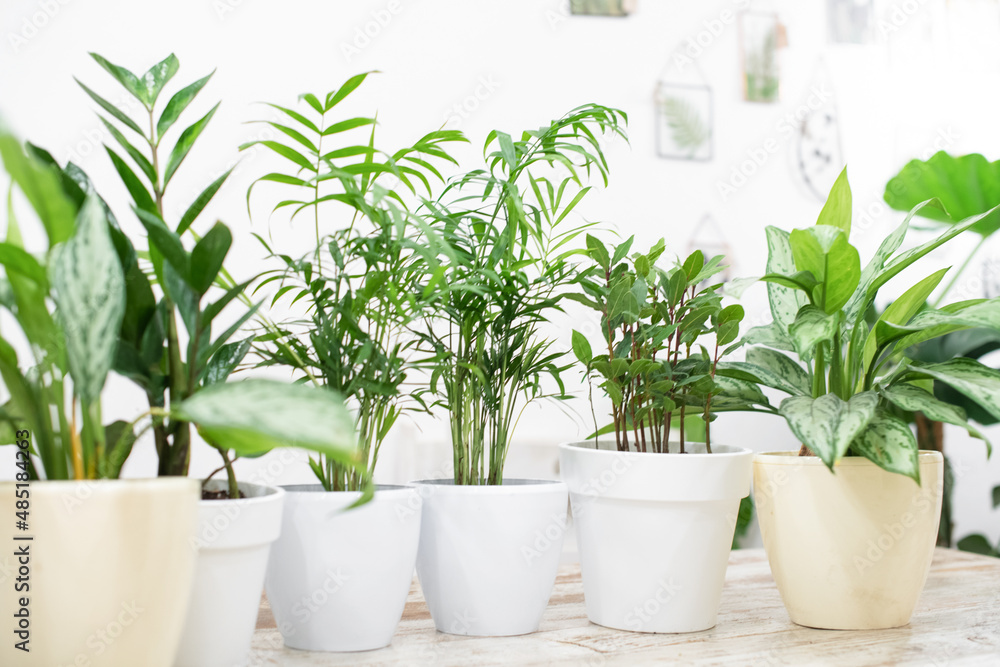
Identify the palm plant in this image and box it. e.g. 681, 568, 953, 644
416, 104, 628, 485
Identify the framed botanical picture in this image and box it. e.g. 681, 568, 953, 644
687, 214, 734, 285
655, 83, 712, 161
827, 0, 874, 43
739, 12, 782, 103
569, 0, 636, 16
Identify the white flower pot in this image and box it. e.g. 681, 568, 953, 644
174, 481, 285, 667
264, 484, 422, 651
559, 441, 752, 633
755, 451, 943, 629
0, 478, 200, 667
413, 479, 568, 636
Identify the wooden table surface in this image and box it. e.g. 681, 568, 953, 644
250, 548, 1000, 666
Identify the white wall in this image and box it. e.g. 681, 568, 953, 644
1, 0, 999, 545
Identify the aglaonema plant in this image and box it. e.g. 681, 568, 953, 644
244, 73, 467, 492
66, 54, 361, 496
570, 237, 754, 453
0, 129, 359, 485
416, 104, 628, 485
725, 168, 1000, 481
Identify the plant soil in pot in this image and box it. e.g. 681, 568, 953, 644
174, 480, 285, 667
413, 479, 568, 636
0, 479, 200, 667
561, 441, 752, 633
755, 451, 943, 629
265, 484, 422, 651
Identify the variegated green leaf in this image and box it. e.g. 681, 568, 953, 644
764, 226, 807, 333
50, 193, 126, 403
905, 358, 1000, 422
745, 346, 810, 395
892, 298, 1000, 349
881, 383, 991, 455
713, 375, 770, 406
729, 321, 795, 353
779, 392, 878, 469
850, 409, 920, 482
173, 380, 359, 464
716, 360, 807, 397
788, 305, 836, 360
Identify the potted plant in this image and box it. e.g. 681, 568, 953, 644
73, 54, 360, 667
243, 75, 465, 652
0, 130, 201, 667
410, 104, 627, 636
561, 238, 754, 633
729, 168, 1000, 629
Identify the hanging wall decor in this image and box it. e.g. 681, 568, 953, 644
569, 0, 636, 16
739, 11, 785, 103
686, 214, 734, 284
789, 64, 845, 201
655, 82, 713, 161
827, 0, 874, 44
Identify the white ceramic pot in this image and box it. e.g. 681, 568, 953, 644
413, 479, 567, 636
0, 478, 199, 667
174, 481, 285, 667
559, 441, 753, 633
755, 451, 943, 630
264, 484, 422, 651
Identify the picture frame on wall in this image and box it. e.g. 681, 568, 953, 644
827, 0, 874, 44
655, 82, 713, 161
569, 0, 636, 17
739, 11, 783, 103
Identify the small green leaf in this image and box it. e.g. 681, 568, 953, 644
89, 53, 146, 105
571, 330, 593, 366
157, 70, 214, 138
586, 234, 610, 270
135, 209, 190, 280
189, 223, 232, 295
105, 147, 157, 214
682, 249, 704, 282
203, 336, 253, 385
76, 79, 145, 136
765, 226, 808, 333
816, 167, 852, 236
788, 305, 837, 359
177, 167, 232, 235
139, 53, 179, 106
164, 102, 220, 186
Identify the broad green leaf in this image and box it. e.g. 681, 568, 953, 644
0, 131, 76, 244
713, 375, 769, 406
611, 236, 634, 266
745, 346, 810, 395
203, 336, 253, 385
905, 358, 1000, 422
571, 330, 592, 365
893, 298, 1000, 350
759, 271, 819, 295
189, 223, 232, 294
104, 420, 136, 479
0, 243, 47, 287
884, 152, 1000, 237
586, 234, 609, 270
790, 225, 860, 313
157, 71, 214, 138
682, 249, 705, 281
139, 53, 179, 106
850, 409, 920, 482
173, 380, 359, 464
105, 147, 157, 214
729, 322, 795, 353
99, 118, 156, 184
863, 268, 948, 369
135, 209, 190, 279
816, 167, 852, 236
177, 167, 233, 235
788, 305, 836, 359
325, 72, 372, 110
779, 392, 878, 469
49, 193, 126, 403
716, 360, 807, 396
881, 384, 991, 455
957, 534, 999, 557
764, 226, 807, 332
164, 102, 219, 186
608, 277, 639, 322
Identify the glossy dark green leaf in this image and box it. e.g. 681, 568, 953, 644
177, 167, 232, 235
189, 223, 232, 295
164, 102, 219, 186
203, 336, 253, 385
89, 53, 146, 105
105, 147, 157, 214
135, 208, 189, 279
139, 53, 179, 106
157, 70, 214, 138
76, 79, 145, 135
0, 130, 76, 244
99, 117, 156, 184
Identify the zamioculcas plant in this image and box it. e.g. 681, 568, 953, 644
726, 168, 1000, 481
570, 237, 752, 453
244, 74, 467, 492
70, 54, 360, 496
417, 104, 628, 485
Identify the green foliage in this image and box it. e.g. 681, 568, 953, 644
571, 239, 755, 453
956, 485, 1000, 558
416, 105, 628, 484
245, 74, 465, 492
733, 167, 1000, 481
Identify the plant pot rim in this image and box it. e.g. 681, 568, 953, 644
200, 479, 285, 505
754, 450, 944, 466
560, 440, 751, 458
278, 483, 413, 496
410, 478, 566, 495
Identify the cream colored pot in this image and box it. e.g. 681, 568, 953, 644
755, 451, 943, 630
0, 478, 200, 667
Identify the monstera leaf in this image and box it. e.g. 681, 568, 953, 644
884, 152, 1000, 238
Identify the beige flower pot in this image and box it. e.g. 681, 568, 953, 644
754, 451, 943, 630
0, 478, 200, 666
